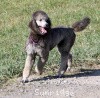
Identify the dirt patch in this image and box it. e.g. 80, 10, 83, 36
0, 66, 100, 98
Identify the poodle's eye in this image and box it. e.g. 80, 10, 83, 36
40, 19, 42, 21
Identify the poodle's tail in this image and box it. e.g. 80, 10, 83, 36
72, 17, 90, 32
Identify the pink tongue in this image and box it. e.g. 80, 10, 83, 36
40, 27, 47, 34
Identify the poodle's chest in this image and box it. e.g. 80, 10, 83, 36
26, 42, 45, 55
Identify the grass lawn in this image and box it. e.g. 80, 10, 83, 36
0, 0, 100, 86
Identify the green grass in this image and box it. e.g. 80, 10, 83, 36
0, 0, 100, 86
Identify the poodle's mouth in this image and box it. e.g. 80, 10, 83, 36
39, 26, 47, 35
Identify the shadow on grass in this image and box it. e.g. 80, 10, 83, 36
30, 69, 100, 82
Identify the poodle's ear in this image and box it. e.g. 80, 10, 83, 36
29, 20, 33, 29
48, 18, 52, 28
28, 19, 37, 30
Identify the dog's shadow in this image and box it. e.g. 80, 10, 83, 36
30, 69, 100, 82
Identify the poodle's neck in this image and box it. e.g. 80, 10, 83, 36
29, 32, 41, 43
